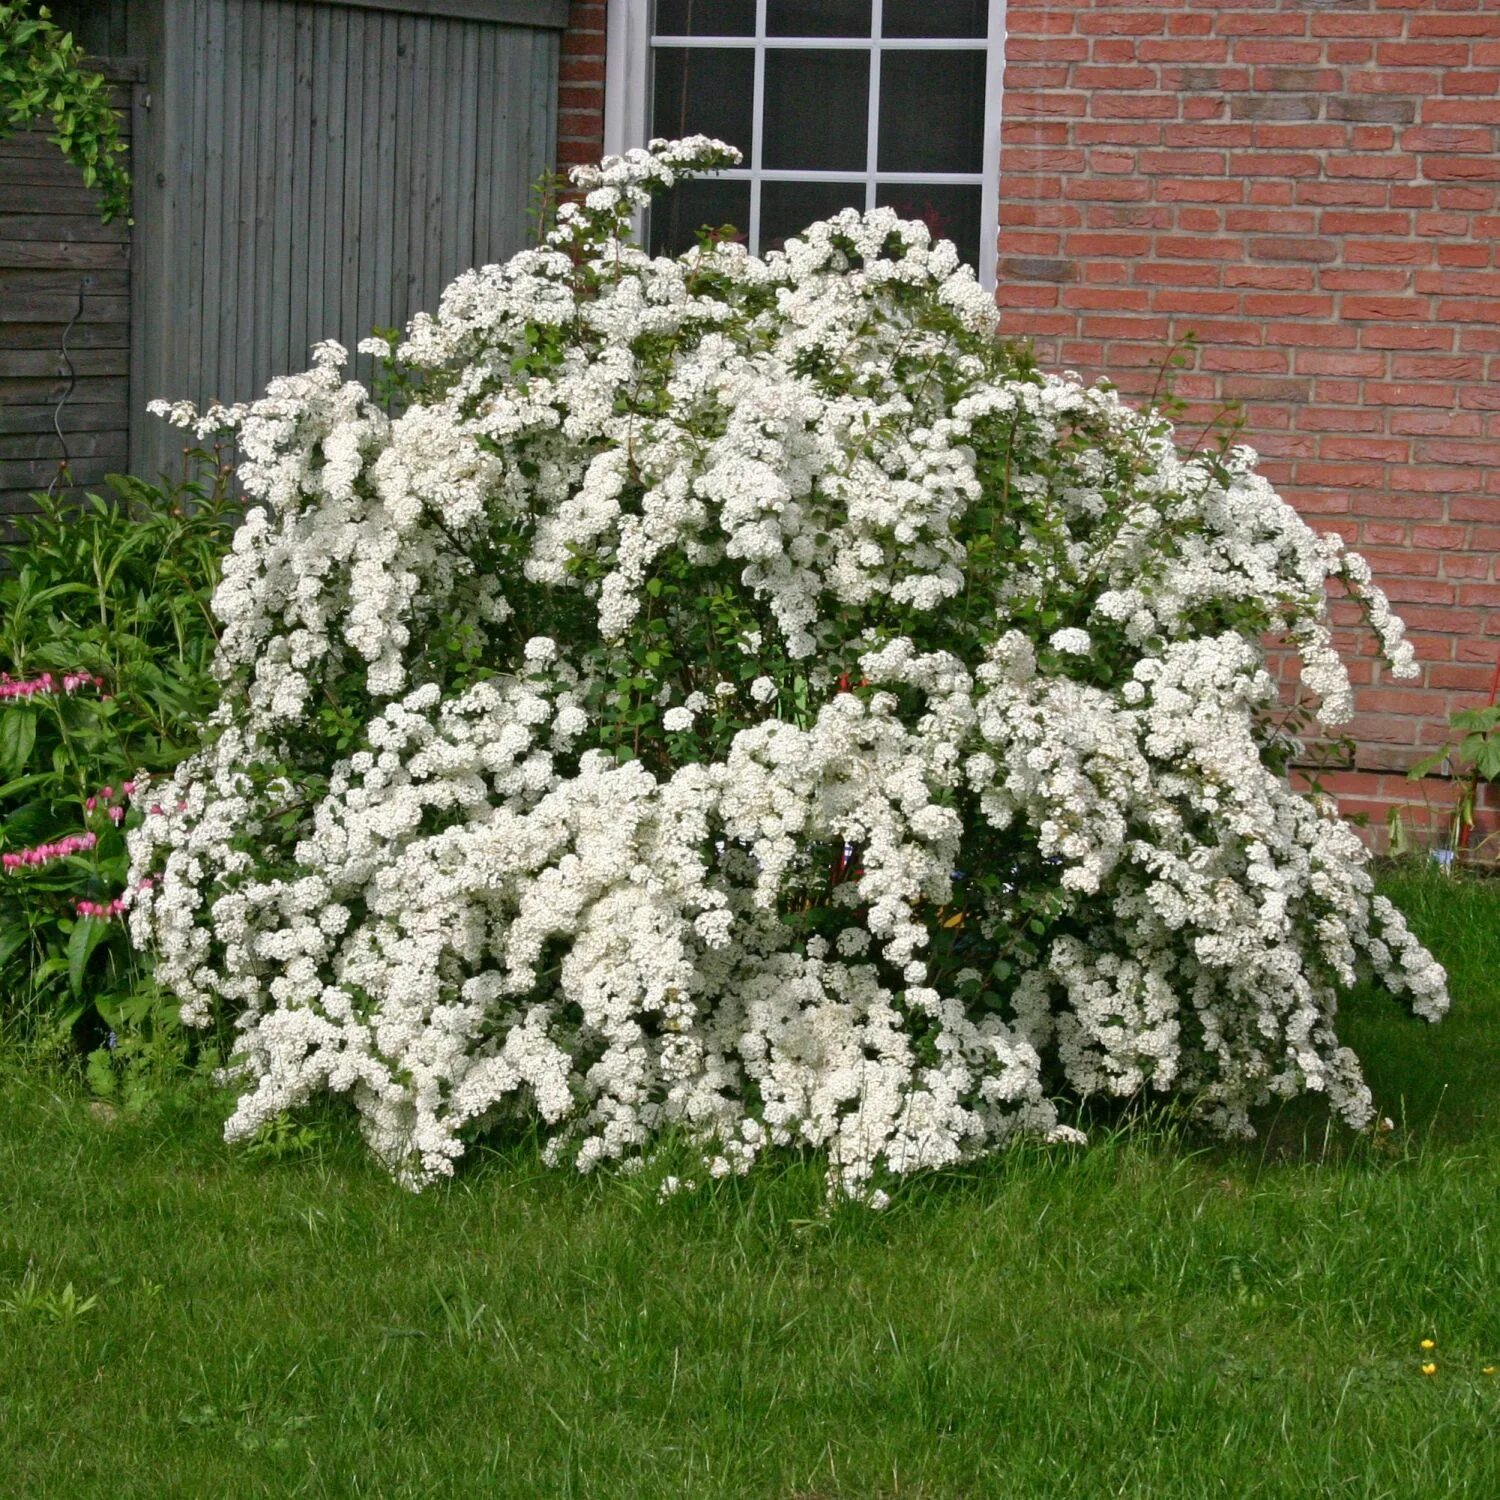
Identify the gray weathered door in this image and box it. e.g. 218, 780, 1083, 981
132, 0, 563, 479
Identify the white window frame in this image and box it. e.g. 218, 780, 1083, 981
605, 0, 1007, 290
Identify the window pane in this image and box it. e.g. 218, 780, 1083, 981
652, 47, 755, 161
767, 0, 872, 38
877, 51, 986, 173
760, 180, 866, 253
875, 183, 985, 270
882, 0, 989, 39
650, 179, 752, 259
763, 50, 870, 171
654, 0, 755, 36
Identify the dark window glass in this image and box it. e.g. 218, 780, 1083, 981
654, 0, 755, 36
882, 0, 989, 39
650, 179, 753, 258
651, 47, 755, 161
875, 183, 984, 269
877, 51, 986, 173
760, 180, 866, 252
767, 1, 872, 38
763, 50, 869, 171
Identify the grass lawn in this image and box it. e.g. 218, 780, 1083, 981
1, 868, 1496, 1498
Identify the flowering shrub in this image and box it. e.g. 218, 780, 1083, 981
132, 137, 1447, 1199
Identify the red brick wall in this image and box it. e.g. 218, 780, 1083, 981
999, 0, 1500, 847
559, 1, 608, 171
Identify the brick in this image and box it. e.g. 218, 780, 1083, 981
1391, 466, 1485, 493
1403, 126, 1496, 154
1156, 236, 1244, 261
1231, 42, 1322, 68
1451, 496, 1500, 522
1393, 358, 1487, 383
1413, 525, 1469, 550
1427, 156, 1500, 183
1343, 239, 1432, 266
1320, 212, 1413, 236
1360, 325, 1455, 351
1090, 94, 1180, 120
1428, 99, 1500, 124
1154, 291, 1241, 315
1227, 152, 1322, 178
1412, 16, 1500, 40
1076, 13, 1167, 37
1410, 438, 1500, 465
1230, 95, 1320, 122
1392, 410, 1481, 436
1313, 15, 1405, 40
1224, 265, 1313, 290
1001, 257, 1078, 282
1249, 237, 1338, 263
1199, 346, 1288, 373
1243, 292, 1334, 317
1295, 461, 1387, 489
1296, 182, 1390, 207
1366, 382, 1461, 408
1252, 124, 1348, 151
1442, 72, 1500, 98
1377, 44, 1474, 69
1325, 155, 1420, 181
1321, 269, 1413, 293
1322, 436, 1410, 463
1343, 297, 1428, 322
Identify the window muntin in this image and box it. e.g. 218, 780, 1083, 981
626, 0, 1005, 284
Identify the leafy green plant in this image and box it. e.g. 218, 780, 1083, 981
0, 2, 131, 222
1, 1267, 98, 1324
0, 457, 237, 1065
1406, 701, 1500, 861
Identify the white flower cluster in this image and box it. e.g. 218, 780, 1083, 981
130, 138, 1444, 1199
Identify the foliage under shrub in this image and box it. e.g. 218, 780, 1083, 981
0, 468, 234, 1080
131, 138, 1447, 1199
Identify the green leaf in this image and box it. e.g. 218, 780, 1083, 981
0, 923, 28, 971
67, 916, 110, 998
0, 709, 37, 774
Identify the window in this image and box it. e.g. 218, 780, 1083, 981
605, 0, 1007, 287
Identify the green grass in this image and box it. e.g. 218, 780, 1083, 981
1, 869, 1496, 1498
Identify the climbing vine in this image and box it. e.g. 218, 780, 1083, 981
0, 2, 130, 223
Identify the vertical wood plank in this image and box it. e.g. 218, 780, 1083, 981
320, 3, 349, 356
405, 10, 432, 316
338, 7, 365, 360
267, 1, 295, 384
472, 20, 497, 266
287, 3, 314, 372
306, 1, 329, 359
372, 13, 399, 340
440, 19, 464, 284
166, 0, 201, 425
195, 0, 226, 407
235, 0, 263, 406
389, 13, 415, 334
423, 20, 447, 311
353, 14, 382, 370
455, 21, 479, 275
214, 0, 245, 409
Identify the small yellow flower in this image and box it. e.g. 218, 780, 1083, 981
1421, 1362, 1438, 1376
1483, 1367, 1496, 1377
1420, 1338, 1436, 1351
